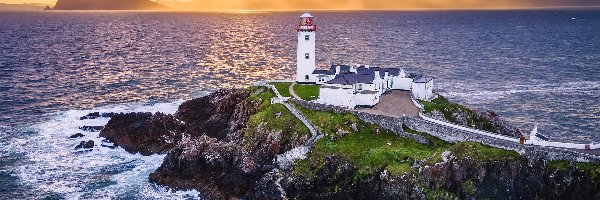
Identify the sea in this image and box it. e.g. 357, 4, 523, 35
0, 10, 599, 199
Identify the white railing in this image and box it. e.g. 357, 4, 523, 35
419, 112, 520, 143
412, 95, 599, 150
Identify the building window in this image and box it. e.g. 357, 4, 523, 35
305, 53, 310, 59
358, 84, 362, 90
305, 35, 310, 40
305, 75, 309, 80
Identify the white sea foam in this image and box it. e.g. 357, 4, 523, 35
9, 100, 202, 199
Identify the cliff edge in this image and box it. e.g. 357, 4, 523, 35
100, 87, 600, 199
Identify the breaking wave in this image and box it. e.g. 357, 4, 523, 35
2, 101, 202, 199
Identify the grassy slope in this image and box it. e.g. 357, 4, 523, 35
293, 84, 320, 101
271, 82, 292, 97
244, 87, 310, 148
269, 82, 319, 101
294, 107, 523, 179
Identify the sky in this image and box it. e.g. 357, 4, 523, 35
2, 0, 600, 10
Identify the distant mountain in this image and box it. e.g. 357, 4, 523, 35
51, 0, 169, 10
0, 3, 48, 11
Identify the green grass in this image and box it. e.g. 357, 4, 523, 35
462, 180, 477, 195
546, 161, 600, 185
448, 142, 521, 162
576, 162, 600, 184
293, 84, 320, 101
271, 82, 292, 97
424, 188, 460, 200
244, 87, 311, 148
295, 107, 452, 177
547, 160, 571, 170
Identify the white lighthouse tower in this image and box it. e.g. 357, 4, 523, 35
296, 12, 317, 83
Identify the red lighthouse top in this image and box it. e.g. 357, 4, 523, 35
298, 12, 316, 32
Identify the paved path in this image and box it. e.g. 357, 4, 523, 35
357, 90, 420, 117
289, 82, 302, 100
282, 102, 322, 146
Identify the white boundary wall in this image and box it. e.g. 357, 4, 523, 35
412, 95, 599, 150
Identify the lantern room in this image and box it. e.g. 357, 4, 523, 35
298, 12, 316, 32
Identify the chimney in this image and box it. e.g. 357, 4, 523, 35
336, 65, 341, 74
374, 70, 380, 80
366, 65, 370, 69
384, 71, 389, 78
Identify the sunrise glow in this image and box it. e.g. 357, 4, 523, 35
1, 0, 599, 11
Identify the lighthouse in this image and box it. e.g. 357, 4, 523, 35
296, 12, 317, 83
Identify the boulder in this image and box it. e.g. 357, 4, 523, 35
79, 126, 104, 132
100, 112, 184, 156
75, 140, 94, 150
68, 133, 85, 139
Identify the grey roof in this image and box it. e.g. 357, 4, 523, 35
357, 66, 401, 78
412, 75, 434, 83
327, 73, 374, 85
313, 70, 336, 75
329, 64, 352, 72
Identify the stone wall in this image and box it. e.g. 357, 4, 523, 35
291, 99, 600, 163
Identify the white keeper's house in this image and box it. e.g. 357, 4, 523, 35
295, 12, 434, 108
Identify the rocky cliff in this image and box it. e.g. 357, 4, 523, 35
100, 87, 600, 199
51, 0, 168, 10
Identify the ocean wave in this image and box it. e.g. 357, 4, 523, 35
6, 100, 202, 199
443, 81, 600, 103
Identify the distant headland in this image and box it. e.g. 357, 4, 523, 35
47, 0, 169, 10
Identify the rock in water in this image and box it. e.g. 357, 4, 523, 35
68, 133, 85, 139
100, 112, 184, 156
75, 140, 94, 150
79, 126, 104, 132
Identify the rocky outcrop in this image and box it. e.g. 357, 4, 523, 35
98, 88, 600, 199
52, 0, 168, 10
99, 112, 184, 156
175, 89, 253, 140
417, 152, 600, 199
149, 88, 311, 199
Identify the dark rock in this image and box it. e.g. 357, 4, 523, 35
175, 89, 253, 140
417, 153, 600, 200
80, 112, 101, 120
75, 140, 94, 150
149, 89, 275, 199
101, 112, 117, 118
68, 133, 85, 139
100, 112, 184, 156
79, 126, 104, 132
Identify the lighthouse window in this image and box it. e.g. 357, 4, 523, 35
305, 35, 310, 41
305, 53, 310, 59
